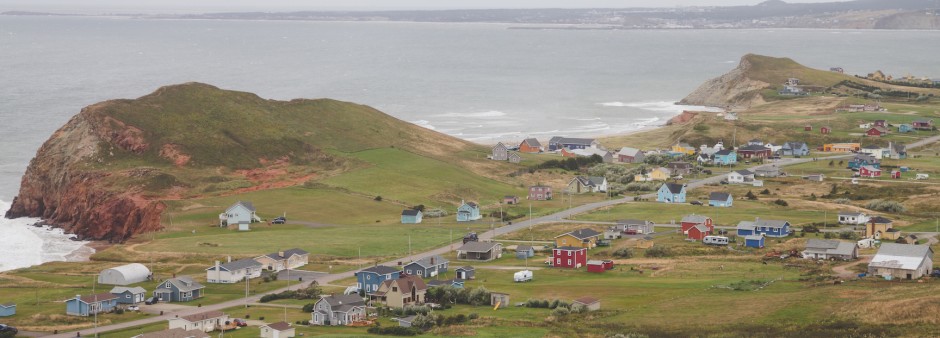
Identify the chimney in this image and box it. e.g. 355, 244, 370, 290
430, 257, 435, 265
215, 260, 220, 270
227, 256, 232, 263
278, 251, 285, 258
76, 294, 81, 300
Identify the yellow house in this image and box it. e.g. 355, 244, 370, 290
823, 143, 860, 152
672, 142, 696, 155
554, 229, 601, 249
369, 275, 427, 309
866, 217, 899, 240
633, 167, 671, 182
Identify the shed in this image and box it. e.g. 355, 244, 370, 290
586, 260, 607, 273
491, 292, 510, 309
515, 245, 535, 259
260, 321, 295, 338
401, 209, 423, 224
398, 315, 417, 328
868, 243, 934, 280
572, 296, 601, 311
744, 235, 765, 249
110, 286, 147, 304
455, 266, 475, 280
98, 263, 151, 286
0, 303, 15, 317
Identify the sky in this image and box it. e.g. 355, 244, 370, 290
0, 0, 844, 13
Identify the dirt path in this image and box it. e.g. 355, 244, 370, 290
832, 255, 873, 279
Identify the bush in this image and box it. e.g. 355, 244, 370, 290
302, 303, 315, 312
645, 246, 672, 258
260, 282, 323, 303
802, 224, 820, 233
745, 190, 758, 200
367, 326, 421, 336
838, 230, 859, 240
612, 247, 634, 258
824, 232, 834, 239
468, 313, 479, 320
374, 195, 383, 201
551, 307, 571, 317
760, 189, 771, 195
865, 199, 905, 213
834, 198, 851, 204
773, 199, 789, 207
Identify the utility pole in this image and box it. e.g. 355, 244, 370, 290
245, 273, 249, 308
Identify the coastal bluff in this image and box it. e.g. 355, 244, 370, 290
678, 54, 773, 109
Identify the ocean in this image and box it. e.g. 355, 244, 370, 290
1, 15, 939, 271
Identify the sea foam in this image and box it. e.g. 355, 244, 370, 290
0, 200, 92, 272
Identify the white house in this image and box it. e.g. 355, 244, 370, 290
837, 211, 870, 225
260, 322, 296, 338
764, 143, 782, 153
168, 311, 229, 333
859, 145, 887, 160
311, 294, 367, 326
802, 239, 859, 260
206, 258, 263, 283
222, 201, 260, 231
727, 170, 761, 186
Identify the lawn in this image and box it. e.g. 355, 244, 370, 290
576, 200, 830, 227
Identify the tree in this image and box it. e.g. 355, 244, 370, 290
828, 160, 834, 167
745, 190, 758, 200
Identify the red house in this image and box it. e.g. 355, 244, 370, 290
560, 148, 577, 158
736, 145, 773, 159
519, 138, 542, 153
891, 170, 901, 179
867, 127, 888, 137
874, 120, 887, 128
552, 247, 587, 269
913, 119, 934, 130
687, 223, 712, 241
804, 125, 813, 131
586, 260, 614, 273
859, 165, 882, 178
820, 126, 831, 134
528, 185, 553, 201
680, 214, 713, 233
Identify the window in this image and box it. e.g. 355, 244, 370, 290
568, 259, 572, 265
556, 258, 561, 264
366, 275, 371, 280
392, 287, 398, 292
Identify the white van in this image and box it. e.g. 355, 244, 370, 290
703, 236, 730, 246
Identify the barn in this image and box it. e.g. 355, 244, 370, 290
98, 263, 151, 286
586, 260, 613, 273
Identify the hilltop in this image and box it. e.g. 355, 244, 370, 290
5, 83, 499, 241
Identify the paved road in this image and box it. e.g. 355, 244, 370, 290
31, 153, 907, 337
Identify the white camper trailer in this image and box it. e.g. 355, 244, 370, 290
513, 270, 533, 282
703, 236, 730, 246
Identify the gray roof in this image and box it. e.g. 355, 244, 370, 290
399, 315, 418, 324
870, 243, 933, 270
682, 214, 709, 224
0, 303, 14, 308
618, 147, 641, 156
587, 176, 606, 186
548, 136, 564, 144
668, 162, 691, 169
739, 144, 770, 152
560, 228, 601, 240
410, 255, 448, 268
163, 276, 204, 292
320, 294, 365, 309
617, 219, 651, 226
874, 243, 932, 258
401, 209, 421, 216
754, 219, 789, 229
783, 142, 807, 149
734, 169, 754, 176
456, 266, 475, 272
264, 322, 293, 331
838, 211, 864, 217
360, 265, 401, 275
208, 258, 263, 272
744, 235, 764, 241
709, 192, 731, 201
265, 248, 309, 260
181, 310, 226, 322
110, 286, 146, 295
522, 138, 542, 147
231, 201, 256, 212
516, 245, 533, 252
737, 221, 755, 230
663, 183, 685, 194
870, 216, 892, 224
805, 239, 850, 253
715, 149, 734, 156
457, 241, 501, 253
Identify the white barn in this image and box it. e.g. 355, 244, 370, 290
98, 263, 151, 286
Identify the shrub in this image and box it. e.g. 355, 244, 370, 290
367, 326, 420, 336
802, 224, 820, 233
865, 200, 905, 213
824, 232, 834, 239
773, 199, 789, 207
612, 247, 634, 258
838, 230, 859, 240
374, 195, 383, 201
760, 189, 771, 195
834, 198, 851, 204
645, 246, 672, 258
468, 313, 479, 320
551, 307, 570, 317
302, 303, 315, 312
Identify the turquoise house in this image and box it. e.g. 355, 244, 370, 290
898, 124, 913, 133
0, 303, 15, 317
66, 293, 119, 317
456, 201, 481, 222
401, 209, 423, 224
708, 192, 733, 207
656, 183, 686, 203
713, 149, 737, 165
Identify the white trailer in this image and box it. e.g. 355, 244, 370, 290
513, 270, 533, 282
703, 236, 730, 246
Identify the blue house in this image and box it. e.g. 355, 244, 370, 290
708, 192, 733, 207
744, 235, 765, 248
110, 286, 146, 304
515, 245, 535, 259
780, 142, 809, 156
355, 265, 401, 294
456, 201, 481, 222
848, 154, 881, 170
428, 279, 465, 289
153, 276, 205, 302
656, 183, 686, 203
66, 293, 119, 316
713, 149, 737, 166
401, 209, 423, 224
898, 124, 914, 133
403, 255, 449, 278
0, 303, 15, 317
736, 219, 791, 238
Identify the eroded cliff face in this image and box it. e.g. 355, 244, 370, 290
5, 104, 165, 242
679, 55, 770, 109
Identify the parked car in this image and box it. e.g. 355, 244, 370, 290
0, 324, 17, 335
624, 229, 638, 235
127, 305, 140, 311
145, 297, 158, 305
272, 216, 287, 224
233, 318, 248, 327
690, 200, 703, 206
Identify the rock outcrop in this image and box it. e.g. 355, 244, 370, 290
678, 54, 771, 109
5, 105, 166, 242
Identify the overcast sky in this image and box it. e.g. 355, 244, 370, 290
1, 0, 844, 13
